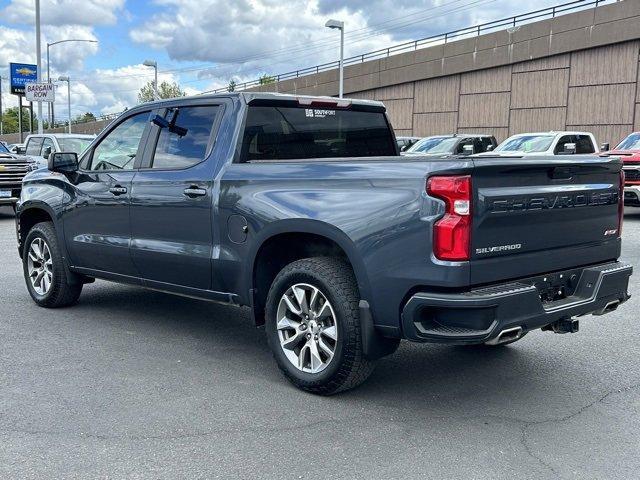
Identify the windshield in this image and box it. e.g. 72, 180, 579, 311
240, 106, 396, 161
406, 136, 457, 154
495, 135, 554, 153
58, 137, 94, 154
0, 143, 9, 154
615, 133, 640, 150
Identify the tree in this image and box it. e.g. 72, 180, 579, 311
73, 112, 96, 124
1, 106, 36, 134
259, 74, 276, 85
137, 80, 186, 103
227, 79, 237, 92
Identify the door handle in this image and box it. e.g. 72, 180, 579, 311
183, 186, 207, 198
109, 185, 127, 195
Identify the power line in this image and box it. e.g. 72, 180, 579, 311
71, 0, 495, 83
78, 0, 497, 93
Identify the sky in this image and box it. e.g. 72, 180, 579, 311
0, 0, 567, 119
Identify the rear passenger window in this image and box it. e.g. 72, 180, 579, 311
479, 137, 494, 152
41, 138, 55, 158
26, 137, 43, 156
240, 105, 396, 162
151, 106, 219, 169
575, 135, 595, 154
456, 138, 474, 154
554, 135, 574, 154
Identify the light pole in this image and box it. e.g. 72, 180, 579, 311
0, 76, 5, 136
35, 0, 43, 134
325, 19, 345, 98
58, 76, 71, 134
143, 60, 158, 100
47, 38, 97, 126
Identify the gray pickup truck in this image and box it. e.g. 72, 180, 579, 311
15, 93, 632, 394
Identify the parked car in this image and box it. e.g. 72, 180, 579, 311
396, 136, 421, 152
0, 142, 37, 210
403, 134, 497, 156
600, 132, 640, 206
9, 143, 26, 155
476, 131, 599, 157
24, 133, 95, 167
16, 93, 631, 394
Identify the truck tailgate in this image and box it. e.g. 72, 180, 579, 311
470, 156, 622, 285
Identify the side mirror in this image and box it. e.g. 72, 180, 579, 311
42, 146, 52, 160
600, 142, 610, 152
563, 143, 577, 155
462, 144, 475, 155
485, 144, 494, 152
48, 152, 78, 173
16, 147, 26, 155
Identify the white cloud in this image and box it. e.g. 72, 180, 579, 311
128, 0, 564, 92
0, 0, 576, 120
63, 64, 182, 118
1, 0, 126, 26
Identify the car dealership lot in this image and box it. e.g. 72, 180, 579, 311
0, 206, 639, 480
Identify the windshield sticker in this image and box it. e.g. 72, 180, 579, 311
305, 109, 336, 118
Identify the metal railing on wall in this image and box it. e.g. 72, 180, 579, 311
206, 0, 614, 94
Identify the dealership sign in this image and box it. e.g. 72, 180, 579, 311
25, 82, 55, 103
9, 62, 38, 95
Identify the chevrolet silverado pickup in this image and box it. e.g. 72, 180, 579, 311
15, 93, 632, 394
476, 131, 599, 157
601, 132, 640, 206
0, 142, 37, 209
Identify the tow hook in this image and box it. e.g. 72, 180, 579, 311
542, 318, 579, 334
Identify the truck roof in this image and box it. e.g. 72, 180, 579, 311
128, 91, 386, 111
509, 131, 594, 137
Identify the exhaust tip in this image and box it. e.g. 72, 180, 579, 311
485, 326, 523, 345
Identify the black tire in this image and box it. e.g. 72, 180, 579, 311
22, 221, 83, 308
265, 257, 376, 395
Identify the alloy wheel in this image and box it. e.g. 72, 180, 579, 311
27, 238, 53, 296
276, 283, 338, 374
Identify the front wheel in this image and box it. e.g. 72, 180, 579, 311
22, 222, 83, 308
265, 257, 376, 395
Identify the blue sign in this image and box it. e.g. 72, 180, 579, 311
9, 62, 38, 95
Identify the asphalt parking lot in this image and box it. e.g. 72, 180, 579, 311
0, 206, 639, 480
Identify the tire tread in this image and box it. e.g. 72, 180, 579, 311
266, 257, 375, 395
23, 221, 82, 308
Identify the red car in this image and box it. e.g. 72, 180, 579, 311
604, 132, 640, 206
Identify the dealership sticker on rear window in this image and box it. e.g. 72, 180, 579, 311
305, 109, 336, 118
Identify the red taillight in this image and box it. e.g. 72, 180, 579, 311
619, 170, 625, 237
427, 175, 472, 261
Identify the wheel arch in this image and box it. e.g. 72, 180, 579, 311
16, 203, 58, 258
247, 219, 371, 326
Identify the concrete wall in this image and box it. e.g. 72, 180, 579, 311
249, 0, 640, 144
0, 119, 111, 145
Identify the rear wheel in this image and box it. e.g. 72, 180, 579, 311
265, 257, 376, 395
23, 222, 82, 308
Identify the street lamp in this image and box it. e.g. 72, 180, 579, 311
46, 38, 98, 125
0, 76, 6, 136
58, 76, 71, 134
143, 60, 158, 100
35, 0, 43, 134
325, 19, 345, 98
